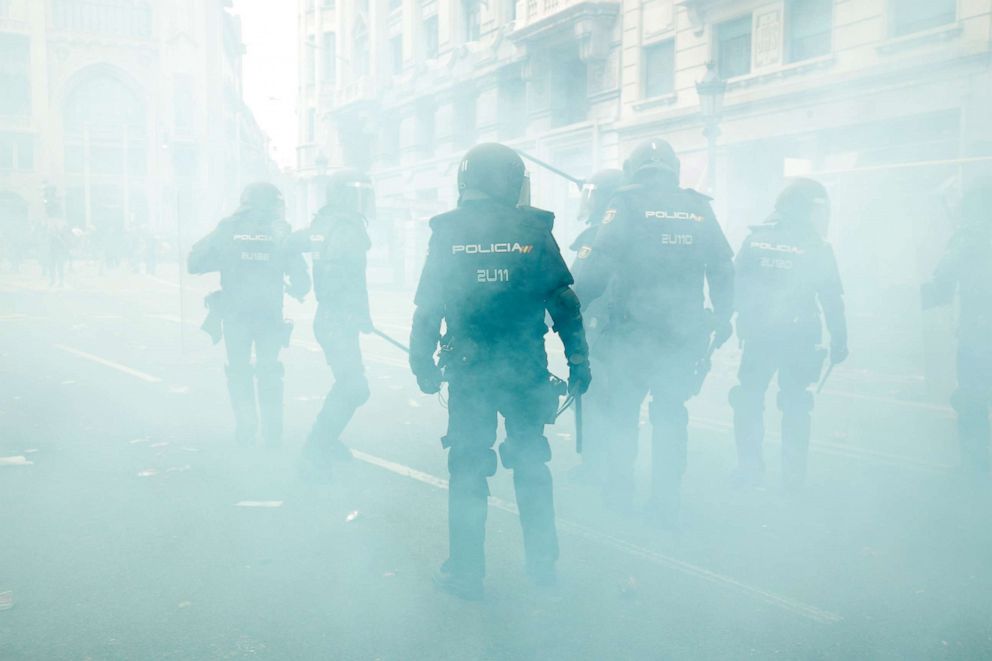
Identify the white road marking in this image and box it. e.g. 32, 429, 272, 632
55, 344, 163, 384
352, 449, 842, 625
690, 415, 953, 473
0, 456, 33, 466
0, 313, 29, 320
235, 500, 284, 508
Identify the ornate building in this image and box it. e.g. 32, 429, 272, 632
0, 0, 277, 255
299, 0, 992, 384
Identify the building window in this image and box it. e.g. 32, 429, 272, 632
786, 0, 832, 62
52, 0, 153, 39
891, 0, 956, 37
389, 0, 402, 10
464, 0, 481, 42
549, 58, 587, 127
423, 15, 439, 58
642, 39, 675, 99
0, 33, 30, 117
0, 133, 33, 172
454, 95, 477, 147
173, 74, 196, 134
322, 0, 335, 8
416, 103, 435, 154
716, 15, 752, 79
306, 108, 316, 143
354, 22, 370, 77
390, 35, 403, 75
498, 76, 526, 140
322, 32, 337, 83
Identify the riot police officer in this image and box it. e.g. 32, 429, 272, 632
297, 169, 375, 479
188, 182, 310, 446
569, 168, 625, 484
409, 143, 590, 600
730, 178, 847, 491
573, 139, 734, 526
922, 177, 992, 478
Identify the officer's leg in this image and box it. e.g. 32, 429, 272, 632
646, 348, 695, 525
777, 346, 821, 491
223, 321, 257, 446
730, 342, 777, 484
602, 351, 649, 509
500, 383, 558, 583
254, 322, 285, 447
307, 314, 370, 458
442, 374, 497, 591
952, 344, 992, 476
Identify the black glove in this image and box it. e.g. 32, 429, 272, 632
830, 342, 849, 365
568, 359, 591, 396
414, 363, 443, 395
712, 317, 733, 349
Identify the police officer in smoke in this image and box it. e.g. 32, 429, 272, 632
922, 177, 992, 479
296, 169, 375, 479
568, 168, 625, 484
188, 183, 311, 446
730, 178, 847, 491
409, 143, 590, 599
573, 139, 734, 527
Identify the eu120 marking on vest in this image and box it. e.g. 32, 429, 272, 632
477, 268, 510, 283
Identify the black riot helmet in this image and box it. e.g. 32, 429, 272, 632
579, 169, 625, 225
623, 139, 680, 183
775, 178, 830, 224
239, 182, 285, 219
325, 168, 376, 220
457, 143, 527, 207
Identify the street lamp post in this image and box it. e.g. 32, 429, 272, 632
695, 61, 727, 197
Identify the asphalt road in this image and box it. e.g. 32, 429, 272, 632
1, 263, 990, 660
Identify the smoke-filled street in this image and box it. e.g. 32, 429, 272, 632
1, 266, 990, 659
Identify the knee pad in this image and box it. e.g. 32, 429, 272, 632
499, 435, 552, 470
777, 388, 813, 413
649, 398, 688, 427
448, 444, 498, 478
729, 385, 763, 411
342, 376, 371, 407
255, 361, 284, 380
225, 364, 253, 380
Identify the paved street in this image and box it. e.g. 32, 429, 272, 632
1, 263, 991, 660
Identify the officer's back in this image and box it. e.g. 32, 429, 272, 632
424, 198, 560, 357
577, 154, 732, 342
735, 217, 840, 346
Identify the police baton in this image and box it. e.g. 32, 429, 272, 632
574, 394, 584, 455
516, 150, 585, 191
372, 327, 410, 354
816, 361, 835, 395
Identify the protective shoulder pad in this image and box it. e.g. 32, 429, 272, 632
681, 187, 713, 202
428, 208, 462, 231
519, 205, 555, 232
570, 225, 599, 251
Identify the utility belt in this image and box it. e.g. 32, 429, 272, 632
439, 333, 565, 424
200, 290, 293, 347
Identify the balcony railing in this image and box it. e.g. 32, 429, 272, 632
515, 0, 619, 32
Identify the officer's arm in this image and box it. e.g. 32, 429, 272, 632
284, 248, 312, 301
409, 227, 446, 375
704, 209, 735, 323
542, 233, 589, 363
187, 227, 222, 275
818, 246, 848, 352
572, 199, 627, 308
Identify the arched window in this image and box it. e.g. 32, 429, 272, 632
62, 71, 148, 229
